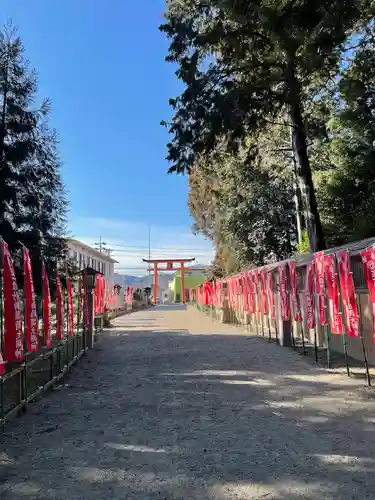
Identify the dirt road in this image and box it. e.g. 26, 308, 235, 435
1, 305, 375, 499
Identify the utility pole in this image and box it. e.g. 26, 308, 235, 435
94, 237, 112, 256
94, 236, 107, 253
148, 224, 151, 276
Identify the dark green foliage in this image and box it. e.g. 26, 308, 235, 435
161, 0, 373, 252
0, 24, 68, 293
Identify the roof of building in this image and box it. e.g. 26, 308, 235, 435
67, 238, 119, 263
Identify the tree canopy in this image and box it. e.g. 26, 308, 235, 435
0, 24, 68, 292
161, 1, 375, 274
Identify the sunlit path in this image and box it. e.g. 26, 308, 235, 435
1, 306, 375, 499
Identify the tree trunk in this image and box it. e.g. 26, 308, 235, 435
290, 127, 304, 245
0, 42, 9, 225
285, 59, 326, 252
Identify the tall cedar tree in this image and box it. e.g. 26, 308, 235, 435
0, 25, 68, 294
161, 0, 372, 252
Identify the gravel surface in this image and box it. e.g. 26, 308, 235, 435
1, 305, 375, 499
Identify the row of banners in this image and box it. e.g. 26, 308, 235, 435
0, 240, 123, 375
195, 248, 375, 342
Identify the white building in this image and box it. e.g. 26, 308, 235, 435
67, 238, 118, 285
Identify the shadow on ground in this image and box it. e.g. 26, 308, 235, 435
1, 327, 375, 499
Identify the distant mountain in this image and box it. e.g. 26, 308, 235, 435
114, 273, 173, 290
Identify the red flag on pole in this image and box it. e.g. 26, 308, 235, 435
337, 250, 359, 338
278, 264, 290, 321
23, 248, 39, 352
304, 264, 315, 329
2, 240, 23, 362
314, 252, 327, 326
259, 270, 269, 314
241, 273, 249, 313
323, 255, 342, 335
79, 276, 83, 326
67, 280, 75, 336
42, 262, 53, 348
56, 273, 64, 342
248, 272, 255, 315
254, 272, 261, 314
361, 248, 375, 340
289, 261, 302, 321
84, 273, 90, 327
266, 272, 275, 320
0, 350, 5, 375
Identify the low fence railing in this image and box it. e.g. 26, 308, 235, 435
193, 236, 375, 386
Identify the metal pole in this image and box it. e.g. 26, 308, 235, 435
267, 313, 272, 341
336, 269, 350, 377
290, 320, 296, 348
148, 225, 151, 276
300, 322, 306, 356
0, 239, 3, 358
76, 278, 81, 356
355, 292, 371, 386
274, 308, 279, 345
313, 326, 319, 363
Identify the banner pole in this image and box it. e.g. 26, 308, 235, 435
337, 279, 350, 377
22, 247, 27, 404
313, 326, 319, 363
261, 310, 265, 337
300, 322, 306, 355
0, 240, 3, 433
355, 292, 371, 386
274, 307, 279, 344
290, 319, 296, 349
254, 292, 259, 336
0, 239, 3, 360
267, 313, 272, 341
324, 314, 331, 368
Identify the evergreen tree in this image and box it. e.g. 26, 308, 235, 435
0, 24, 68, 293
161, 0, 373, 252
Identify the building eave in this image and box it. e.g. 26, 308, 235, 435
67, 238, 119, 263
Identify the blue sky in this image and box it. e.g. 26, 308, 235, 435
2, 0, 213, 273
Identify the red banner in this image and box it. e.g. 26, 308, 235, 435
337, 250, 359, 338
94, 275, 104, 316
289, 261, 302, 321
84, 274, 89, 327
266, 272, 275, 320
254, 272, 261, 313
361, 248, 375, 340
2, 240, 23, 362
42, 262, 52, 348
304, 263, 315, 329
241, 274, 249, 313
278, 264, 290, 321
314, 252, 327, 326
67, 279, 75, 336
324, 255, 342, 334
0, 350, 4, 375
23, 248, 39, 353
259, 270, 269, 314
56, 273, 64, 342
248, 272, 255, 315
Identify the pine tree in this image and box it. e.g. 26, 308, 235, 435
161, 0, 373, 252
0, 24, 68, 293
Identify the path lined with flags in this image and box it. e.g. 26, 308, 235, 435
1, 305, 375, 499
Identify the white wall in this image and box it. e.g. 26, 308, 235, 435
67, 240, 115, 285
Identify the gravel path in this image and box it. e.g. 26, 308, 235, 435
1, 305, 375, 499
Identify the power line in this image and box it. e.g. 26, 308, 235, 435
109, 243, 214, 251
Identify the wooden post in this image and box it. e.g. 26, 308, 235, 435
181, 262, 185, 304
153, 263, 158, 305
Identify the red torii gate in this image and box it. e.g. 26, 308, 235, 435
142, 258, 195, 304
